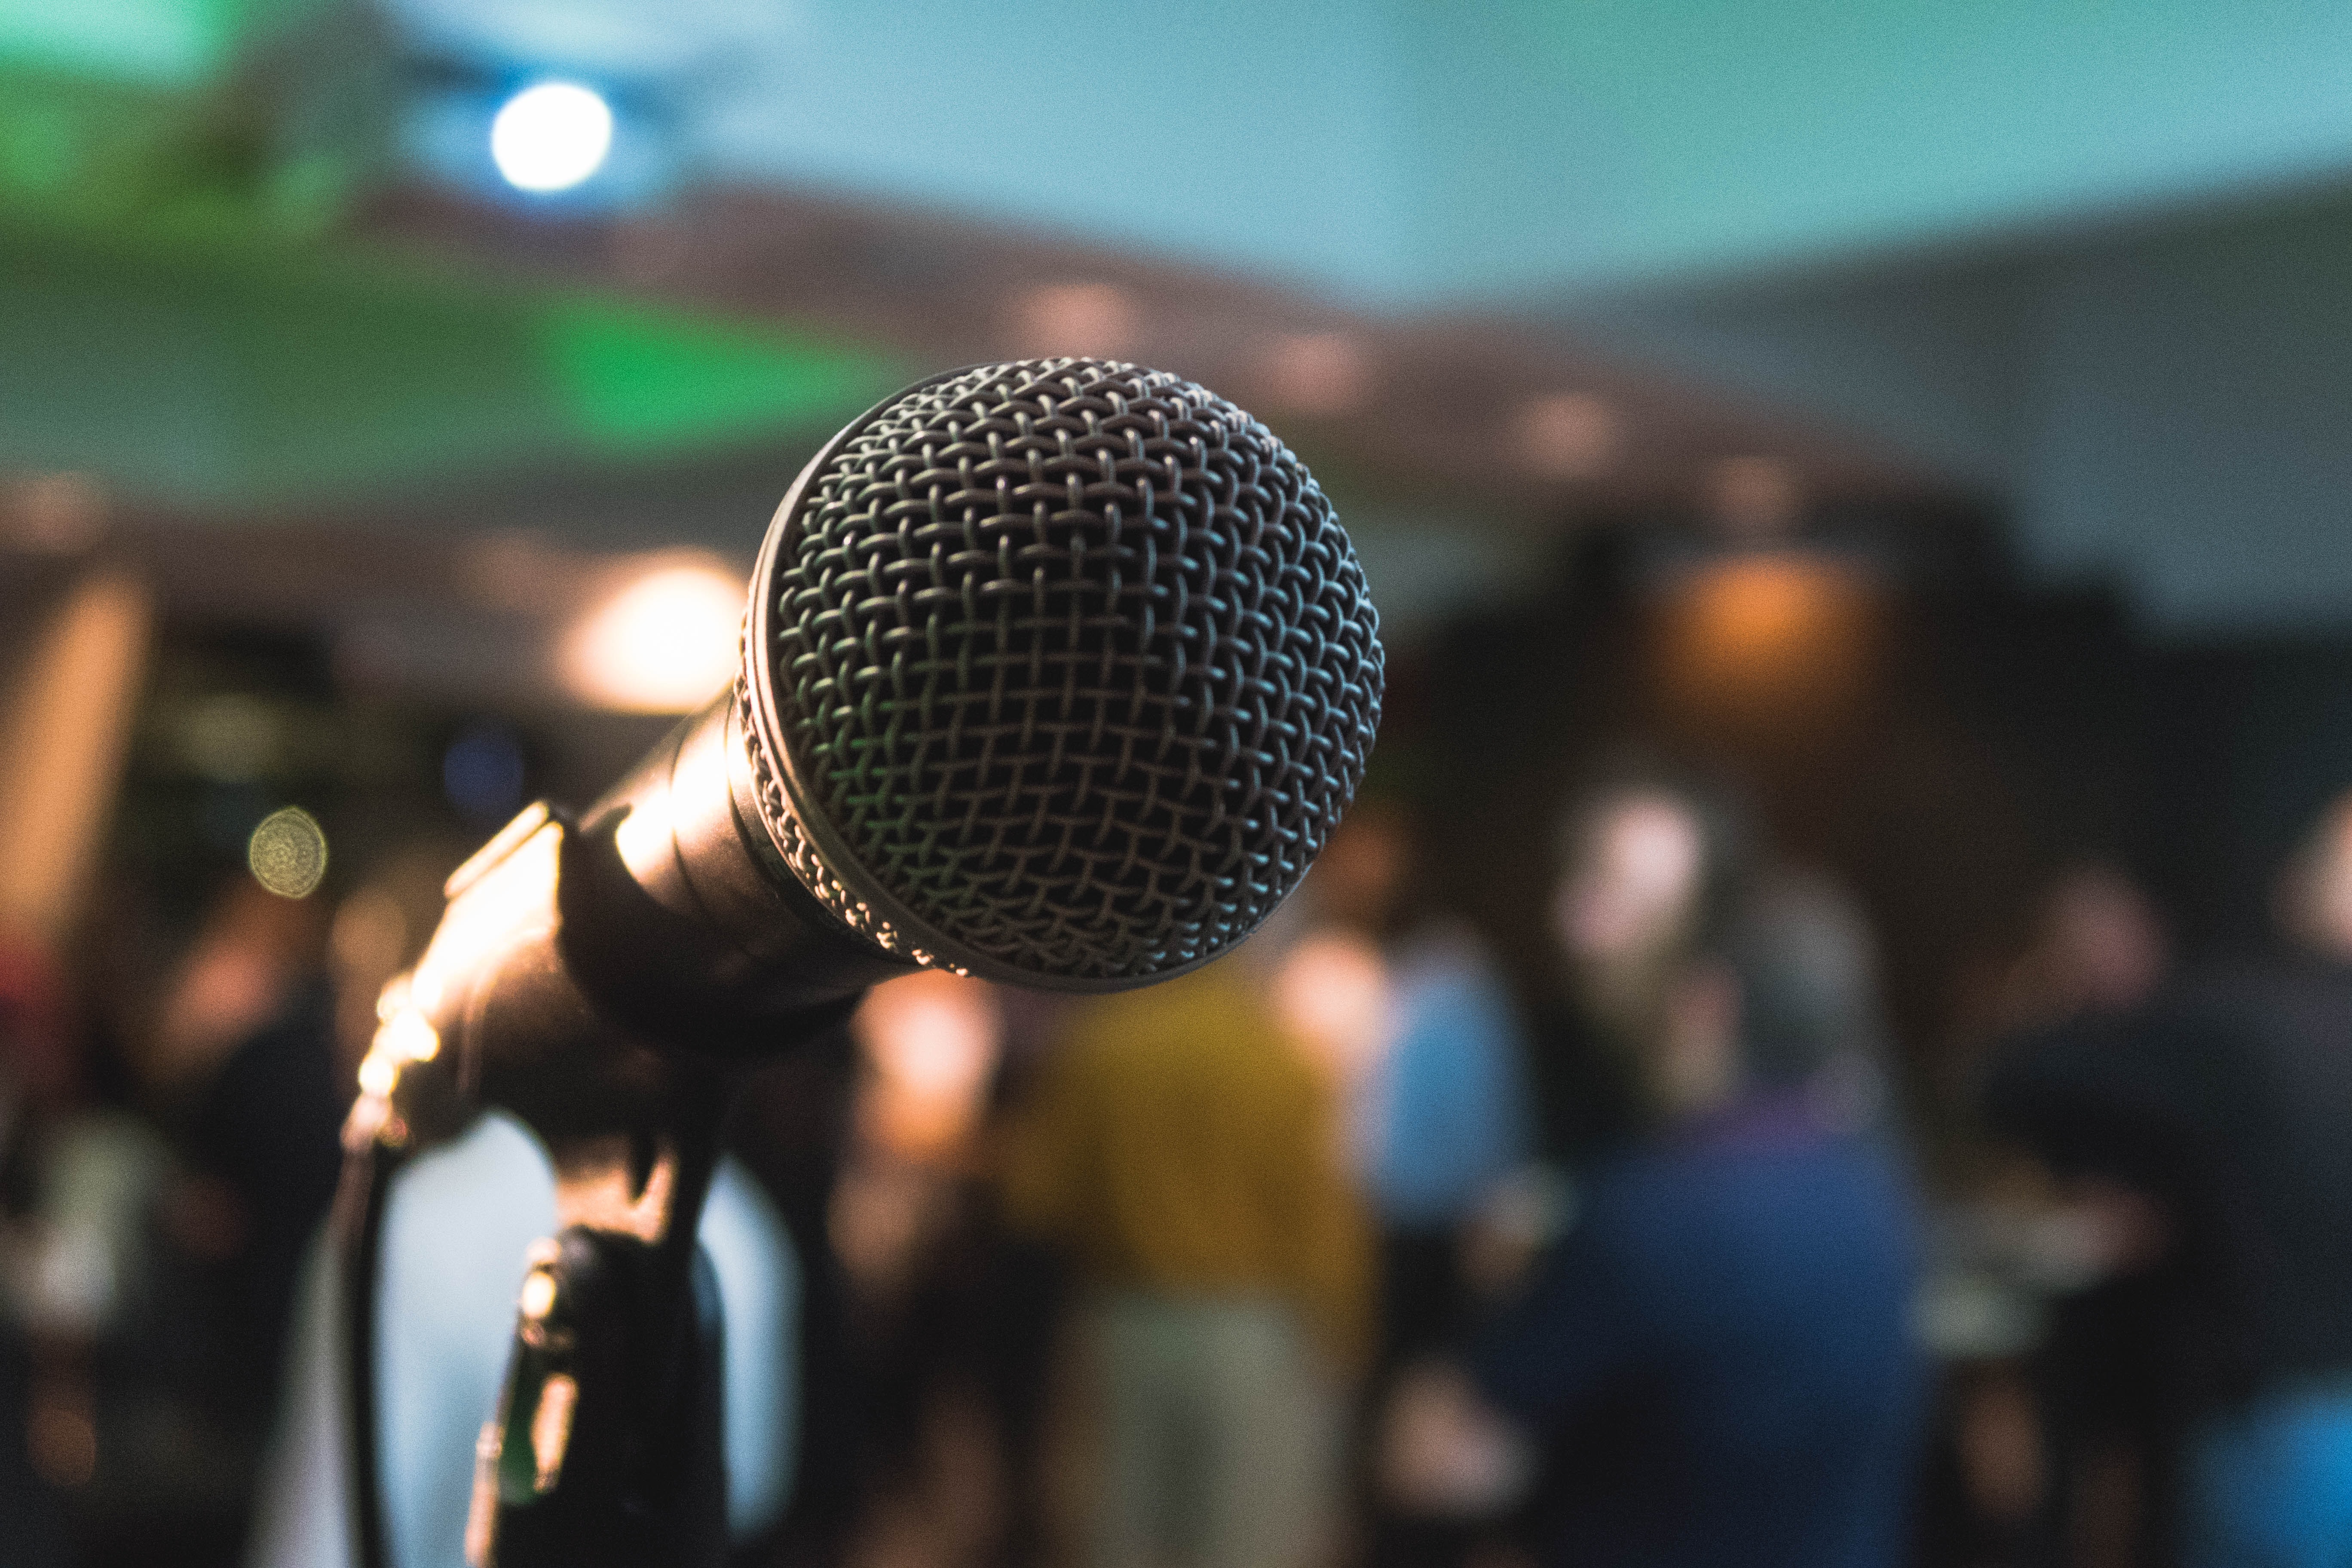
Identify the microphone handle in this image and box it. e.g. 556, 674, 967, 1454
401, 691, 909, 1134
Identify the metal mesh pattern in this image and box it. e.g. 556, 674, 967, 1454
755, 358, 1382, 982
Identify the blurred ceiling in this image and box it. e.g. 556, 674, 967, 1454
8, 0, 2352, 631
216, 0, 2352, 303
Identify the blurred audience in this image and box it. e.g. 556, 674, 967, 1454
1932, 864, 2175, 1568
2000, 867, 2171, 1033
1281, 803, 1535, 1568
824, 971, 1020, 1568
1985, 796, 2352, 1568
18, 609, 2352, 1568
154, 877, 344, 1449
0, 867, 346, 1567
1385, 780, 1924, 1568
1300, 804, 1535, 1357
1000, 923, 1371, 1568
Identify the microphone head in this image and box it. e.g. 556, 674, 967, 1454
737, 358, 1383, 990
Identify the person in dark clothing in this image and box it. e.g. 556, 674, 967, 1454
1523, 766, 1756, 1168
1385, 852, 1925, 1568
79, 874, 348, 1563
1984, 796, 2352, 1567
178, 980, 345, 1436
1471, 1090, 1921, 1567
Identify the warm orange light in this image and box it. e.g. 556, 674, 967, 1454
1685, 557, 1832, 657
560, 557, 741, 713
0, 571, 152, 940
1274, 929, 1392, 1090
1654, 554, 1879, 731
853, 971, 1002, 1163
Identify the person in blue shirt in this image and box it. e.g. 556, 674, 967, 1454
1366, 925, 1534, 1241
1388, 797, 1925, 1568
1305, 802, 1537, 1367
1297, 802, 1538, 1568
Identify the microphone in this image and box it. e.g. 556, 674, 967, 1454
343, 358, 1383, 1568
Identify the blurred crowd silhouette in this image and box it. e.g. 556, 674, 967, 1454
9, 537, 2352, 1568
9, 717, 2352, 1568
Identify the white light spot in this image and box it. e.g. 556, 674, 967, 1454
562, 560, 742, 713
491, 82, 614, 193
380, 1008, 440, 1063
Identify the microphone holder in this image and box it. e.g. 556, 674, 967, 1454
343, 1038, 739, 1568
338, 694, 902, 1568
462, 1090, 733, 1568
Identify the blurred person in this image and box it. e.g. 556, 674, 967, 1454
1292, 803, 1535, 1359
826, 971, 1015, 1568
1442, 765, 1757, 1304
1385, 864, 1925, 1568
151, 875, 345, 1453
0, 869, 357, 1565
1273, 925, 1391, 1139
2003, 865, 2170, 1031
1281, 804, 1534, 1568
3, 913, 193, 1558
999, 916, 1372, 1568
1522, 763, 1755, 1168
1932, 862, 2170, 1158
1984, 797, 2352, 1568
1957, 864, 2174, 1568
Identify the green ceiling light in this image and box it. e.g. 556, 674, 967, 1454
0, 217, 903, 511
539, 303, 900, 459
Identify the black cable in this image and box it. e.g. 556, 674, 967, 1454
332, 1127, 402, 1568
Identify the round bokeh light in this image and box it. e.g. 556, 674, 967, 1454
490, 82, 613, 193
248, 806, 329, 899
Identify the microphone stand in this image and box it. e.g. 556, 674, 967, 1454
338, 692, 900, 1568
465, 1087, 733, 1568
339, 1029, 739, 1568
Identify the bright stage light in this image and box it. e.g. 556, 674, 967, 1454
561, 559, 742, 713
490, 82, 614, 193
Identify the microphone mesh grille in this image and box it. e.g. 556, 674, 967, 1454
756, 358, 1382, 982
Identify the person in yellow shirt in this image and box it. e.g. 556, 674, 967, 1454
1000, 947, 1372, 1568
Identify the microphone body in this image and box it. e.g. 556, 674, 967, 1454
392, 692, 903, 1145
342, 359, 1383, 1568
